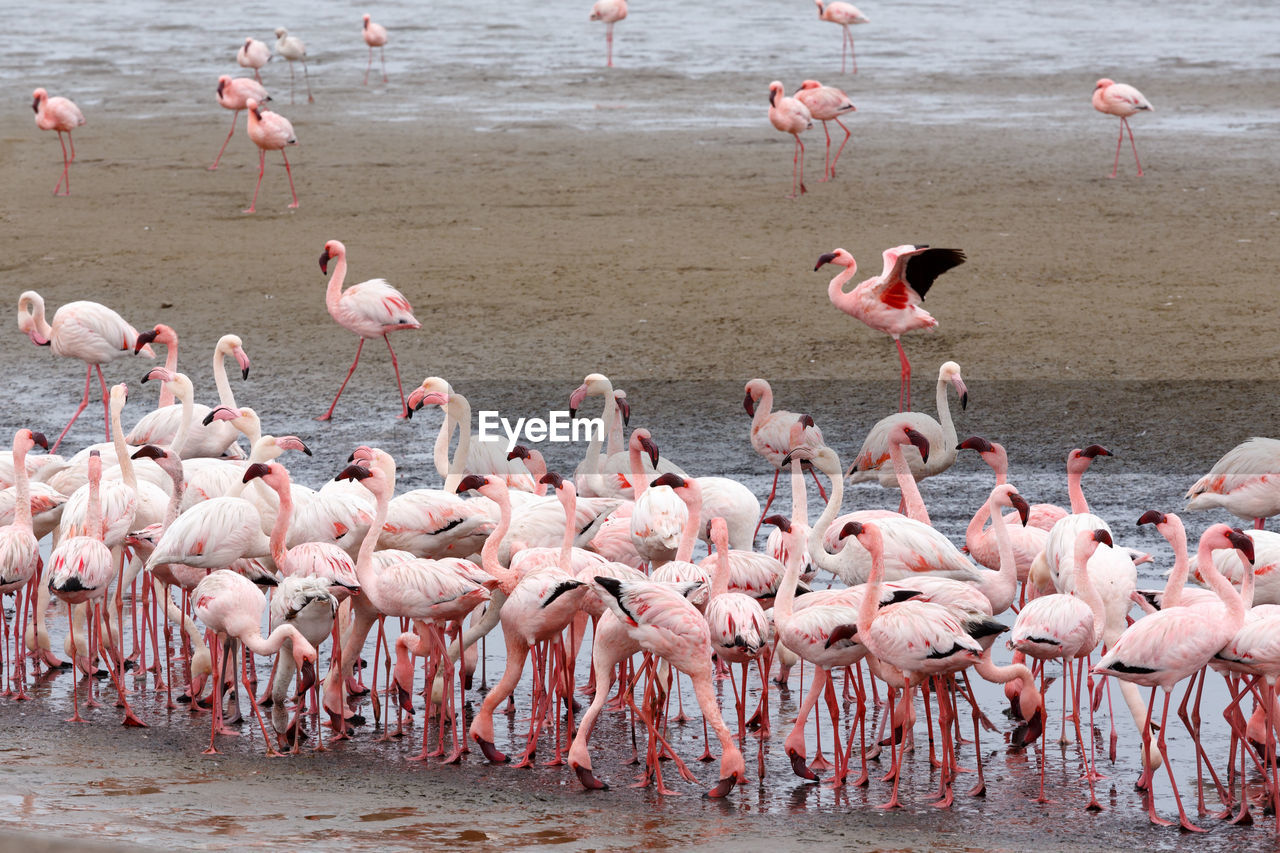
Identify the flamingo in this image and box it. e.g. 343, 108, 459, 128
192, 569, 319, 754
316, 239, 421, 421
0, 429, 48, 699
274, 28, 314, 104
1186, 437, 1280, 530
237, 37, 270, 83
570, 373, 686, 499
362, 14, 388, 84
209, 75, 269, 170
848, 361, 969, 488
589, 0, 627, 68
407, 377, 537, 493
958, 435, 1068, 530
16, 291, 154, 452
268, 576, 339, 750
627, 430, 687, 568
32, 88, 85, 196
813, 0, 868, 74
1093, 524, 1251, 831
794, 80, 855, 182
744, 379, 824, 527
816, 245, 966, 411
1092, 78, 1152, 178
243, 97, 297, 213
768, 81, 812, 199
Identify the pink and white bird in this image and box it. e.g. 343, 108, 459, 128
32, 88, 86, 196
744, 379, 824, 527
1092, 78, 1153, 178
274, 28, 314, 104
243, 97, 298, 213
316, 239, 421, 421
1185, 436, 1280, 529
794, 80, 855, 182
237, 37, 270, 83
209, 75, 269, 170
816, 244, 966, 411
16, 290, 154, 453
768, 81, 813, 199
589, 0, 627, 68
813, 0, 869, 74
362, 14, 388, 85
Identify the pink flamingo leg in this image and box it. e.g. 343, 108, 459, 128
380, 48, 387, 83
53, 131, 72, 196
244, 149, 266, 213
317, 338, 365, 421
753, 468, 782, 537
847, 27, 858, 74
1108, 120, 1125, 179
818, 121, 833, 182
383, 334, 411, 419
829, 117, 852, 179
280, 151, 299, 208
209, 110, 240, 171
606, 23, 614, 68
1123, 117, 1144, 176
894, 337, 911, 411
50, 365, 94, 454
364, 47, 375, 85
787, 135, 807, 199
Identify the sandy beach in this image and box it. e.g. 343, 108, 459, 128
3, 25, 1280, 852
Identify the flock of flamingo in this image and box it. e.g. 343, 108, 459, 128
5, 222, 1280, 836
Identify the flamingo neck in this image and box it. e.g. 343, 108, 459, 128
790, 458, 808, 527
856, 533, 884, 646
807, 462, 845, 574
1197, 537, 1245, 631
354, 482, 390, 600
826, 262, 859, 313
772, 532, 802, 625
606, 403, 624, 457
1066, 463, 1090, 515
890, 441, 929, 525
110, 400, 138, 492
528, 452, 548, 497
242, 623, 306, 658
442, 395, 472, 494
324, 250, 348, 316
1073, 546, 1106, 644
162, 465, 185, 530
629, 442, 648, 501
992, 445, 1010, 486
212, 344, 237, 410
168, 383, 194, 455
934, 377, 958, 452
1158, 524, 1190, 609
964, 499, 992, 555
674, 489, 702, 564
158, 339, 179, 408
267, 477, 293, 569
983, 498, 1017, 611
480, 488, 518, 593
11, 443, 32, 529
710, 526, 731, 599
749, 386, 773, 438
582, 384, 616, 484
557, 490, 576, 569
32, 295, 53, 341
86, 464, 103, 542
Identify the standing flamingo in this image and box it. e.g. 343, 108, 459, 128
274, 28, 314, 104
816, 244, 966, 411
32, 88, 85, 196
794, 80, 855, 181
1186, 436, 1280, 530
589, 0, 627, 68
0, 429, 48, 699
744, 379, 824, 527
237, 37, 270, 83
362, 14, 388, 84
243, 98, 297, 213
209, 76, 269, 170
768, 81, 812, 199
814, 0, 868, 73
316, 239, 420, 421
16, 291, 154, 452
1092, 78, 1152, 178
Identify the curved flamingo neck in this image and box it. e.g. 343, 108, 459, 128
480, 487, 518, 592
442, 394, 472, 494
26, 294, 53, 341
527, 452, 548, 496
1066, 460, 1090, 515
324, 249, 348, 315
212, 343, 239, 410
1197, 535, 1245, 630
983, 497, 1017, 610
86, 460, 103, 541
856, 531, 884, 644
11, 441, 32, 530
582, 384, 616, 482
933, 377, 958, 449
890, 441, 929, 524
991, 445, 1010, 486
674, 486, 703, 564
807, 460, 845, 573
242, 622, 308, 658
157, 334, 179, 408
629, 440, 648, 501
1158, 522, 1190, 608
354, 479, 390, 601
266, 475, 294, 569
964, 500, 992, 554
168, 381, 194, 455
826, 262, 859, 314
772, 531, 802, 624
749, 386, 774, 437
110, 398, 138, 492
710, 525, 731, 599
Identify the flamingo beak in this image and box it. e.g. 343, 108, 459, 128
839, 520, 864, 539
457, 474, 486, 493
1092, 529, 1114, 548
1136, 510, 1166, 527
318, 248, 331, 274
905, 428, 930, 463
1228, 530, 1255, 564
134, 328, 159, 354
1010, 493, 1030, 526
617, 397, 630, 426
743, 392, 755, 417
639, 436, 660, 468
31, 432, 49, 451
814, 252, 837, 270
568, 383, 588, 418
233, 346, 251, 380
297, 659, 317, 694
952, 376, 969, 410
957, 436, 994, 453
1081, 445, 1112, 459
762, 515, 791, 533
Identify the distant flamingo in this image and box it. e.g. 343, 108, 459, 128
1092, 78, 1152, 178
362, 14, 388, 84
237, 37, 270, 83
794, 80, 855, 181
16, 291, 154, 452
316, 239, 421, 420
816, 244, 966, 411
243, 98, 297, 213
32, 88, 85, 196
1186, 437, 1280, 529
209, 75, 269, 170
274, 28, 314, 104
589, 0, 627, 68
814, 0, 868, 73
744, 379, 824, 527
768, 81, 812, 199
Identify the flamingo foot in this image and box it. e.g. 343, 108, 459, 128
442, 747, 465, 765
121, 709, 148, 728
808, 752, 834, 772
1087, 796, 1105, 813
574, 764, 609, 790
968, 780, 986, 797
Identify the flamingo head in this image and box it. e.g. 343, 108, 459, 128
335, 463, 371, 483
17, 291, 50, 346
363, 13, 371, 27
187, 646, 212, 702
768, 81, 783, 107
1223, 526, 1255, 565
1000, 486, 1031, 526
743, 378, 769, 416
245, 97, 262, 119
814, 248, 854, 271
1137, 509, 1166, 527
275, 435, 312, 457
651, 472, 686, 490
293, 638, 319, 695
212, 334, 251, 380
32, 88, 46, 113
405, 376, 451, 417
216, 76, 229, 98
1095, 78, 1115, 91
568, 373, 611, 417
141, 366, 175, 385
507, 445, 531, 462
957, 435, 1003, 469
938, 361, 967, 410
813, 0, 824, 15
1067, 444, 1112, 474
15, 429, 49, 455
319, 239, 346, 274
839, 519, 884, 555
131, 444, 166, 461
638, 433, 660, 468
539, 471, 566, 490
890, 424, 930, 463
761, 514, 791, 534
274, 27, 288, 39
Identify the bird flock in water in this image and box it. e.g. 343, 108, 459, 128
12, 0, 1261, 842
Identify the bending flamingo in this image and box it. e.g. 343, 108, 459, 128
744, 379, 824, 526
32, 88, 85, 196
362, 14, 388, 84
1185, 436, 1280, 529
237, 37, 270, 83
794, 80, 855, 181
316, 239, 421, 421
1092, 78, 1152, 178
814, 0, 868, 73
209, 75, 269, 170
243, 97, 297, 213
816, 245, 966, 411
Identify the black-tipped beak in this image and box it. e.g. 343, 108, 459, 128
1137, 510, 1166, 527
1010, 493, 1030, 526
540, 472, 565, 489
31, 432, 49, 451
1228, 530, 1256, 564
335, 464, 371, 482
799, 413, 815, 428
134, 329, 158, 354
242, 366, 250, 381
318, 248, 331, 274
651, 472, 686, 489
297, 659, 317, 694
617, 397, 630, 426
1092, 529, 1114, 548
1081, 445, 1112, 459
957, 436, 994, 453
761, 515, 791, 533
905, 428, 930, 463
743, 392, 755, 418
457, 474, 486, 493
959, 392, 969, 411
639, 436, 660, 468
839, 520, 864, 540
243, 462, 271, 483
814, 252, 837, 270
131, 445, 165, 460
507, 445, 530, 462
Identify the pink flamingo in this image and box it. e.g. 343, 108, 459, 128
242, 97, 297, 213
814, 0, 868, 73
816, 245, 966, 411
589, 0, 627, 68
209, 75, 269, 170
362, 14, 388, 84
744, 379, 825, 527
16, 291, 154, 453
316, 239, 421, 421
1092, 78, 1152, 178
958, 435, 1067, 531
1186, 437, 1280, 530
1093, 524, 1251, 831
274, 28, 314, 104
794, 80, 855, 181
768, 81, 812, 199
0, 429, 48, 699
32, 88, 85, 196
192, 569, 319, 755
237, 37, 270, 83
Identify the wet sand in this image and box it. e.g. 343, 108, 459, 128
3, 61, 1280, 852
